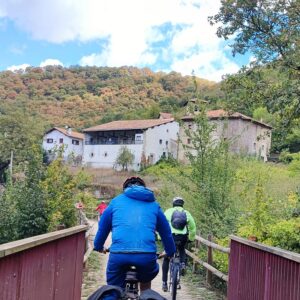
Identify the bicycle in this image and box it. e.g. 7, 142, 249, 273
89, 249, 166, 300
168, 246, 183, 300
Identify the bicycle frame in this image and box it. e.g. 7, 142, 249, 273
168, 248, 182, 300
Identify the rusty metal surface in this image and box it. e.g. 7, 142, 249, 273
0, 231, 86, 300
228, 239, 300, 300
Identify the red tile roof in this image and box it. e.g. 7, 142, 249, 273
159, 112, 173, 119
181, 109, 272, 129
83, 118, 175, 132
46, 127, 84, 139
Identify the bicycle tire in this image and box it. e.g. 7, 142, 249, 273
171, 264, 179, 300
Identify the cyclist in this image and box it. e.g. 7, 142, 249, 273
94, 176, 176, 300
161, 196, 196, 292
95, 200, 108, 221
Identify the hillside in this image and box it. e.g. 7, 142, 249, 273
0, 66, 222, 130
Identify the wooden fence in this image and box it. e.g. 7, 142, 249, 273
186, 233, 230, 284
0, 225, 88, 300
228, 235, 300, 300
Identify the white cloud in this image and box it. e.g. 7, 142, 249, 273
171, 50, 240, 82
7, 63, 30, 72
0, 0, 243, 81
40, 59, 63, 67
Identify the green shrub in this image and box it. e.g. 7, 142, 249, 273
264, 218, 300, 252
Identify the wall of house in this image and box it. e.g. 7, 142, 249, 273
42, 130, 83, 159
178, 121, 194, 163
143, 121, 179, 164
82, 144, 144, 170
227, 119, 271, 161
178, 119, 271, 162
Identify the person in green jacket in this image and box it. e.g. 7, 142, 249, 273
161, 196, 196, 292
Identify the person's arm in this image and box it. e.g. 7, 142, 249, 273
186, 211, 196, 241
94, 205, 112, 251
156, 208, 176, 257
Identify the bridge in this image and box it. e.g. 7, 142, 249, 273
0, 212, 299, 299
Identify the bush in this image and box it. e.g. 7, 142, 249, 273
264, 218, 300, 252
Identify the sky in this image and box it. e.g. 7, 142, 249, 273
0, 0, 250, 82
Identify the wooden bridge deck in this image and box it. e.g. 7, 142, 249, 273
81, 220, 223, 300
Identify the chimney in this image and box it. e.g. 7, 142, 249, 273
66, 126, 72, 135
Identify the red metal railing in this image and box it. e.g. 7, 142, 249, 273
228, 235, 300, 300
0, 225, 88, 300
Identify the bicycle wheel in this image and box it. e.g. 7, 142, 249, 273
171, 264, 179, 300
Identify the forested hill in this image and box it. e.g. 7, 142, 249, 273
0, 66, 221, 130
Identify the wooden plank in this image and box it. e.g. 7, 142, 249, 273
83, 245, 93, 263
195, 235, 230, 254
230, 235, 300, 263
206, 234, 213, 286
186, 249, 228, 282
0, 225, 88, 258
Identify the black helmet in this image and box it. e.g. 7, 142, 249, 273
172, 196, 184, 207
123, 177, 146, 190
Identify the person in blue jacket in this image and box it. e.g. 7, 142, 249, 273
94, 176, 175, 299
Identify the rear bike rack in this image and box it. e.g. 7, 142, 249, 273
124, 266, 139, 299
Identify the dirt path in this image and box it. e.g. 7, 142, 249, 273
81, 221, 224, 300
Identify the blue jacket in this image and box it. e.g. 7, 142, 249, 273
94, 185, 175, 257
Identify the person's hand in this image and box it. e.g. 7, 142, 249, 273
93, 247, 109, 254
157, 251, 166, 259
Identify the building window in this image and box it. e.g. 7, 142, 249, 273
159, 139, 162, 144
166, 129, 169, 133
104, 152, 108, 157
72, 139, 79, 145
59, 138, 63, 144
47, 138, 53, 143
90, 152, 94, 157
166, 141, 168, 146
253, 142, 256, 150
187, 138, 191, 144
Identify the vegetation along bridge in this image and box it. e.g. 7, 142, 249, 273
0, 212, 299, 300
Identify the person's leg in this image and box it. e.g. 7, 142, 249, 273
177, 235, 188, 264
162, 257, 170, 282
106, 253, 127, 288
129, 253, 159, 290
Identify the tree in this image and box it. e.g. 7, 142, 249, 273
182, 105, 236, 237
0, 111, 45, 170
0, 145, 47, 243
0, 177, 19, 244
209, 0, 300, 71
42, 153, 78, 231
210, 0, 300, 150
16, 145, 47, 239
115, 146, 135, 171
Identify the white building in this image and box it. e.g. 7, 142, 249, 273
178, 109, 272, 162
43, 127, 84, 162
83, 118, 179, 170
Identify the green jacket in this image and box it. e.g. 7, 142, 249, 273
164, 206, 196, 241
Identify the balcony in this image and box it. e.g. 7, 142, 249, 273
85, 139, 143, 145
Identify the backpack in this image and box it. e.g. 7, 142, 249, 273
87, 285, 124, 300
171, 209, 187, 230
